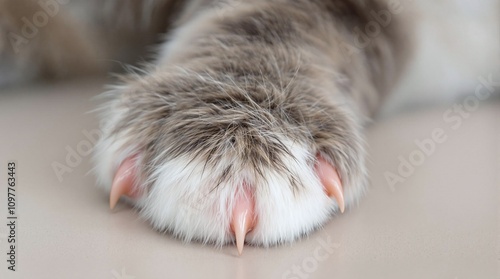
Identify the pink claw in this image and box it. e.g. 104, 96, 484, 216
315, 155, 345, 213
110, 156, 141, 210
230, 185, 256, 255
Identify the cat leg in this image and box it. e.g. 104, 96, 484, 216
0, 0, 182, 87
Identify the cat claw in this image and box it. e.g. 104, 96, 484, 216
316, 155, 345, 213
230, 186, 256, 255
110, 157, 139, 210
108, 155, 341, 251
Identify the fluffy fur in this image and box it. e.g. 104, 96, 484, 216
88, 0, 408, 246
5, 0, 493, 247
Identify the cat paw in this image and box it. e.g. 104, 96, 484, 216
93, 69, 367, 253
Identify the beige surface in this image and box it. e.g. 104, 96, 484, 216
0, 80, 498, 279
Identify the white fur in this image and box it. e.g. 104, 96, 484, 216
95, 118, 351, 246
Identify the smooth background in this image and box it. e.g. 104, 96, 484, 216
0, 80, 498, 279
